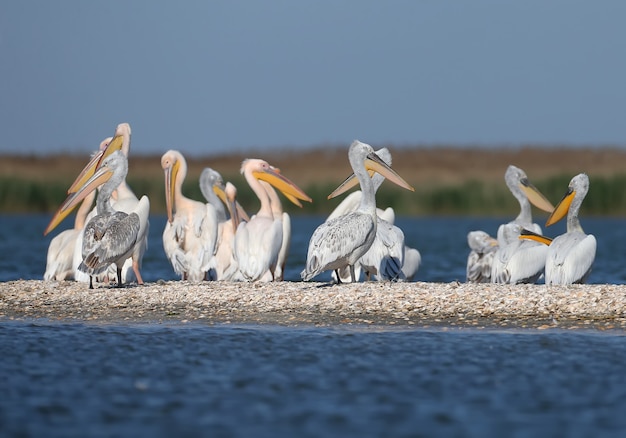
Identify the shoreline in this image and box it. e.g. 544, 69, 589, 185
2, 280, 626, 331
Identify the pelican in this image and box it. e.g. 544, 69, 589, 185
162, 150, 219, 282
234, 159, 312, 282
490, 165, 555, 284
43, 189, 96, 281
466, 230, 498, 283
45, 123, 150, 285
324, 147, 419, 282
199, 167, 249, 280
55, 150, 141, 288
260, 179, 292, 281
525, 173, 596, 285
301, 140, 415, 283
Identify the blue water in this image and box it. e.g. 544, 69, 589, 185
3, 214, 626, 284
3, 215, 626, 436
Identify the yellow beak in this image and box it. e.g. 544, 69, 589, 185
545, 187, 575, 227
518, 178, 554, 213
252, 167, 312, 207
67, 135, 124, 194
518, 228, 553, 246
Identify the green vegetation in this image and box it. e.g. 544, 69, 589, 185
2, 173, 626, 216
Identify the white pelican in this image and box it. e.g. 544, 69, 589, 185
490, 165, 555, 284
466, 230, 498, 283
162, 150, 219, 282
56, 150, 141, 288
234, 158, 312, 282
260, 179, 291, 281
301, 141, 415, 283
43, 189, 96, 281
524, 173, 596, 285
324, 147, 419, 282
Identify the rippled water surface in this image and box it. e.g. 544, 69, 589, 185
3, 215, 626, 436
2, 321, 626, 437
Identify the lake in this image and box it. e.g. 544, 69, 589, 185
2, 214, 626, 436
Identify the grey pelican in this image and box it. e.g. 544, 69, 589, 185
301, 140, 414, 283
324, 147, 419, 282
56, 150, 142, 288
525, 173, 596, 285
490, 165, 554, 284
466, 230, 499, 283
234, 159, 312, 282
162, 150, 219, 282
199, 168, 249, 280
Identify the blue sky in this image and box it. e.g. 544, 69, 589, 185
1, 1, 625, 156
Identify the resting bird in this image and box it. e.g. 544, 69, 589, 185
466, 230, 498, 283
490, 165, 554, 284
162, 150, 218, 282
301, 141, 414, 283
523, 173, 596, 285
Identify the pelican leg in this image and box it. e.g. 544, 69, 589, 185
116, 267, 123, 288
334, 269, 342, 284
89, 276, 94, 290
350, 265, 356, 283
132, 259, 144, 285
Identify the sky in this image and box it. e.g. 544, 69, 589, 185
1, 0, 626, 157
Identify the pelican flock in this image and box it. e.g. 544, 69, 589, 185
42, 128, 603, 286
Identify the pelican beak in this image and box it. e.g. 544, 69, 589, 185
67, 135, 124, 193
519, 228, 553, 246
545, 186, 575, 227
252, 167, 312, 207
164, 159, 180, 223
44, 161, 114, 235
519, 178, 554, 213
328, 152, 414, 199
213, 183, 250, 222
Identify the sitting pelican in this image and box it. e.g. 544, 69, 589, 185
466, 230, 498, 283
55, 150, 142, 288
301, 140, 414, 283
162, 150, 219, 282
523, 173, 596, 285
324, 147, 419, 282
235, 159, 312, 282
43, 189, 95, 281
490, 165, 554, 284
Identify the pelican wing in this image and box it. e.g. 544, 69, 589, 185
359, 219, 405, 281
492, 239, 547, 284
546, 232, 596, 285
302, 212, 375, 281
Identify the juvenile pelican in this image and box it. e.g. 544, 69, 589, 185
235, 159, 312, 282
301, 141, 415, 283
43, 189, 96, 281
466, 230, 498, 283
162, 150, 219, 282
57, 150, 141, 288
534, 173, 596, 285
490, 165, 555, 284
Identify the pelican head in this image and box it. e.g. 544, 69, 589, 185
241, 158, 312, 207
161, 150, 185, 224
328, 141, 414, 199
545, 173, 589, 227
506, 165, 554, 213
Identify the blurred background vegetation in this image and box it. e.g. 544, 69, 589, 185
2, 146, 626, 217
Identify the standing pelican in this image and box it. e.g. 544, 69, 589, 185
162, 150, 219, 282
200, 168, 249, 280
324, 147, 418, 282
301, 141, 414, 283
526, 173, 596, 285
466, 230, 498, 283
235, 159, 312, 282
490, 165, 555, 284
44, 189, 96, 281
56, 150, 141, 288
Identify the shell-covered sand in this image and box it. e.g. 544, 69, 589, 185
2, 280, 626, 330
